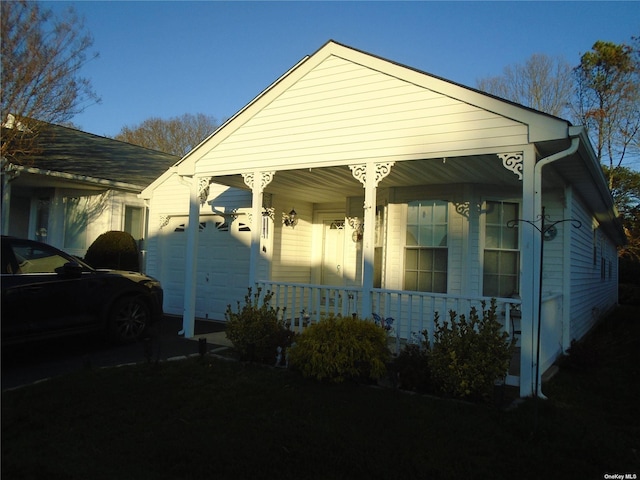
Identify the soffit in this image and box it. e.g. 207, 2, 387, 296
210, 154, 537, 204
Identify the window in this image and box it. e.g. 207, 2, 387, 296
12, 242, 71, 274
64, 197, 89, 250
483, 201, 519, 298
124, 206, 144, 241
404, 200, 448, 293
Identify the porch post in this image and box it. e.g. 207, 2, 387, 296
0, 159, 16, 235
179, 174, 202, 338
242, 171, 274, 286
350, 162, 394, 319
520, 145, 539, 397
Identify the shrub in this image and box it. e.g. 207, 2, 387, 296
618, 283, 640, 306
84, 231, 140, 272
225, 288, 294, 364
287, 314, 390, 383
429, 299, 515, 400
557, 338, 600, 371
391, 335, 433, 393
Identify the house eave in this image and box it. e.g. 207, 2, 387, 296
6, 162, 144, 193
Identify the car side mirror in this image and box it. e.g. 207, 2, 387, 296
59, 262, 84, 278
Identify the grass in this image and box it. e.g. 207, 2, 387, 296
2, 306, 639, 480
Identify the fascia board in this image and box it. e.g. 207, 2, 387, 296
12, 164, 143, 192
139, 167, 179, 200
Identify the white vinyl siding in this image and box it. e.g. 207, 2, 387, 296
569, 193, 619, 342
195, 55, 528, 175
269, 198, 314, 284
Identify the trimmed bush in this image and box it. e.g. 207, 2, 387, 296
225, 288, 295, 364
288, 314, 390, 383
84, 231, 140, 271
429, 299, 515, 400
392, 338, 433, 393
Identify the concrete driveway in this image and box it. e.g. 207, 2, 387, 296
1, 316, 229, 391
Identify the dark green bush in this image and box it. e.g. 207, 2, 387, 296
618, 283, 640, 306
557, 338, 601, 371
429, 299, 515, 400
392, 337, 433, 393
287, 314, 390, 383
84, 231, 140, 271
225, 288, 294, 364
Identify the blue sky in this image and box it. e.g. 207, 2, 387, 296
46, 1, 639, 138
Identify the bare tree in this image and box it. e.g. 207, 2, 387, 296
477, 53, 574, 118
1, 0, 100, 160
574, 38, 640, 184
113, 113, 219, 157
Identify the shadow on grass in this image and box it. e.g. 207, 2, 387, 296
2, 306, 639, 479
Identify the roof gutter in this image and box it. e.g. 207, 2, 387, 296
4, 162, 144, 192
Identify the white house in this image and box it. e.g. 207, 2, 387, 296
141, 41, 624, 397
1, 120, 179, 260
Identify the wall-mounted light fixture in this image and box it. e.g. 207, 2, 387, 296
282, 208, 298, 228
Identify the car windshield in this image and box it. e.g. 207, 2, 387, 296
12, 243, 93, 274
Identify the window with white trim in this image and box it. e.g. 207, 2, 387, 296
404, 200, 448, 293
483, 201, 520, 298
124, 206, 144, 241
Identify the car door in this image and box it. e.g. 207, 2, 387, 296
1, 240, 30, 338
2, 239, 94, 339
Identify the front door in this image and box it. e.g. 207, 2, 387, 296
321, 219, 345, 286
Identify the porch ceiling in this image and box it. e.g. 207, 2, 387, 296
212, 154, 529, 204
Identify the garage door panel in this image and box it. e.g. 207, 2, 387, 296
160, 215, 249, 320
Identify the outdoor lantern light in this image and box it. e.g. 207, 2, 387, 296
282, 208, 298, 228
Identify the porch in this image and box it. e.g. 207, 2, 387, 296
256, 280, 525, 387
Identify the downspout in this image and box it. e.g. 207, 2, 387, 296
532, 135, 579, 398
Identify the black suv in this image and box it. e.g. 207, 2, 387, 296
1, 236, 163, 346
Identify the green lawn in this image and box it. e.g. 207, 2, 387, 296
2, 306, 639, 480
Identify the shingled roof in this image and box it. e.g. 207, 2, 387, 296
2, 121, 179, 190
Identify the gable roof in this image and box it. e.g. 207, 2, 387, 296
2, 121, 179, 190
173, 40, 569, 178
142, 40, 623, 244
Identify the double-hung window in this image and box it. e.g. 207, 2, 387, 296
483, 201, 519, 298
404, 200, 448, 293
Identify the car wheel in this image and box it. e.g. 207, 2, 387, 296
109, 296, 150, 343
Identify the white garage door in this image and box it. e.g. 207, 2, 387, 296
160, 214, 251, 321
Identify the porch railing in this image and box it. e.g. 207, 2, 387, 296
255, 281, 521, 345
256, 280, 523, 387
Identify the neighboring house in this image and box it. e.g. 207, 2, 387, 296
1, 120, 179, 261
141, 40, 624, 397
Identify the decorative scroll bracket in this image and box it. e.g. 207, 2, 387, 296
262, 207, 275, 221
242, 171, 275, 192
198, 176, 212, 205
498, 153, 523, 181
349, 162, 395, 188
159, 215, 170, 229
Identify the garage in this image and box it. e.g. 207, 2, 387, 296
159, 212, 252, 321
